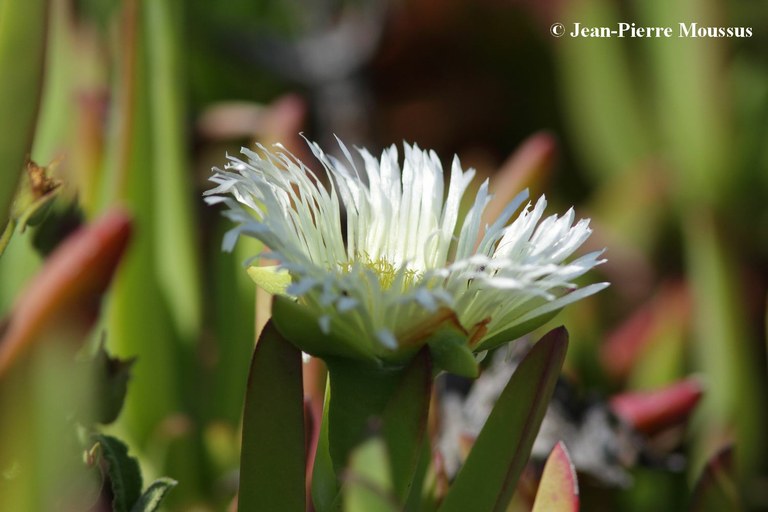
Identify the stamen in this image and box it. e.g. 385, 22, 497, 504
339, 254, 421, 291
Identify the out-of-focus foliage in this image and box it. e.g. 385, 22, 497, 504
1, 0, 766, 510
0, 210, 176, 511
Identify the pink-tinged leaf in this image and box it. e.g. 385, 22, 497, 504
0, 210, 132, 377
531, 442, 579, 512
600, 282, 690, 379
610, 378, 703, 435
438, 327, 568, 512
689, 445, 743, 512
600, 302, 655, 378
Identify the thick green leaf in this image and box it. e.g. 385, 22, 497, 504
0, 341, 98, 510
638, 0, 729, 207
684, 214, 763, 476
403, 440, 432, 512
99, 0, 180, 447
557, 0, 651, 181
531, 442, 579, 512
94, 434, 143, 512
382, 348, 432, 503
130, 477, 177, 512
0, 219, 15, 259
145, 0, 202, 340
208, 225, 260, 424
239, 320, 305, 512
689, 446, 742, 512
0, 0, 49, 228
312, 384, 341, 512
439, 327, 568, 512
475, 309, 560, 352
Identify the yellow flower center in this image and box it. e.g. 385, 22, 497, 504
339, 254, 420, 291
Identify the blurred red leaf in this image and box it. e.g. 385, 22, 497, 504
600, 282, 690, 379
0, 209, 132, 377
609, 378, 703, 435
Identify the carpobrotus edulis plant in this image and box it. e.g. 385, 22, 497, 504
206, 137, 607, 511
206, 138, 607, 373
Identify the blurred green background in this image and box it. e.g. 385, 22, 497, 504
1, 0, 767, 510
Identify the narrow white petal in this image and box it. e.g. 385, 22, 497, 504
207, 137, 608, 355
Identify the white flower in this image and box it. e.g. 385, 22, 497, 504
205, 137, 607, 364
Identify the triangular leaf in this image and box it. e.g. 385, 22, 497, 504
238, 320, 306, 512
439, 327, 568, 512
474, 309, 560, 352
531, 442, 579, 512
312, 383, 341, 512
382, 348, 432, 503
